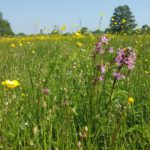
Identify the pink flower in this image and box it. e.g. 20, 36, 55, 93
109, 47, 114, 53
115, 47, 136, 70
113, 72, 125, 80
95, 42, 102, 51
94, 35, 110, 55
100, 65, 106, 74
124, 52, 136, 70
101, 35, 109, 44
42, 88, 49, 95
99, 76, 104, 81
115, 48, 125, 66
95, 41, 105, 54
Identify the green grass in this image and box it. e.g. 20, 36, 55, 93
0, 34, 150, 150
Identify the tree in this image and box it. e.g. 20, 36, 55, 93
108, 5, 137, 33
80, 27, 89, 34
0, 12, 14, 36
142, 25, 150, 34
51, 25, 60, 35
92, 29, 104, 35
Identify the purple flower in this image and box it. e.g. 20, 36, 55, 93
115, 48, 125, 66
95, 41, 102, 51
95, 41, 105, 54
94, 35, 110, 55
115, 47, 136, 70
113, 72, 125, 80
124, 52, 136, 70
99, 76, 105, 81
100, 65, 106, 74
101, 35, 109, 44
109, 47, 114, 53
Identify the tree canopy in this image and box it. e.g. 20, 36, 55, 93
0, 12, 14, 36
108, 5, 137, 33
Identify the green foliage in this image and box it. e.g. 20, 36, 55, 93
108, 5, 137, 33
92, 29, 104, 35
142, 25, 150, 34
132, 25, 150, 35
0, 35, 150, 149
0, 11, 14, 36
80, 27, 89, 35
51, 29, 60, 34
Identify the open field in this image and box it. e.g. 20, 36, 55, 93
0, 34, 150, 150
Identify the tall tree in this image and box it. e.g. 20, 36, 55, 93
108, 5, 137, 33
0, 12, 14, 36
142, 25, 150, 34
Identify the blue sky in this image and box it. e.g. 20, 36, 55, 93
0, 0, 150, 34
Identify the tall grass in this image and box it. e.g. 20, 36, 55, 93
0, 34, 150, 150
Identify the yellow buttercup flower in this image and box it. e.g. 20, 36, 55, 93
74, 32, 83, 39
10, 44, 16, 48
2, 80, 20, 88
75, 32, 81, 36
128, 97, 134, 104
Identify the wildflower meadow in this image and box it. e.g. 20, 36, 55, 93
0, 33, 150, 150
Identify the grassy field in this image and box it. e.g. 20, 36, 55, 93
0, 34, 150, 150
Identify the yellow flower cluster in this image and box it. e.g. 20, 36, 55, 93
2, 80, 20, 88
